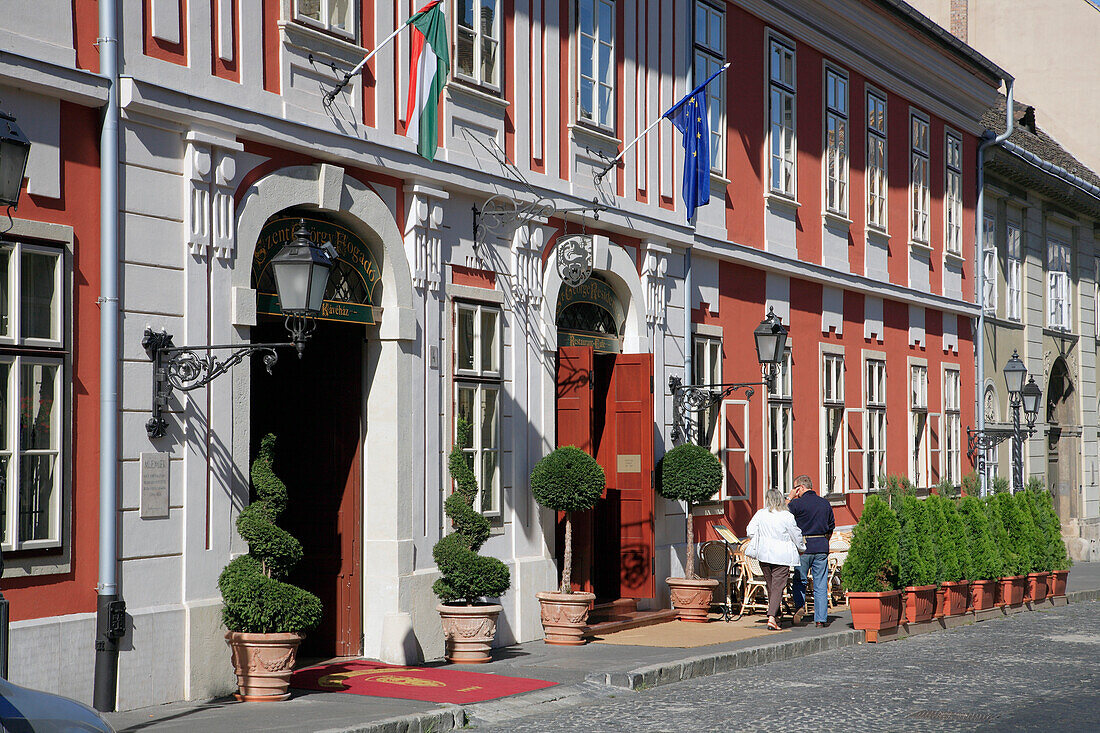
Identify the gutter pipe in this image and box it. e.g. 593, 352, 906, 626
976, 79, 1014, 497
94, 0, 122, 712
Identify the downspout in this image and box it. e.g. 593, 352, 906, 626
683, 246, 692, 429
94, 0, 122, 712
976, 79, 1013, 497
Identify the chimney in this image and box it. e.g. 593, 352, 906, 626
950, 0, 968, 42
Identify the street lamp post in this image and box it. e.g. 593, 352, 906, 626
670, 307, 788, 444
967, 350, 1042, 495
1004, 350, 1028, 493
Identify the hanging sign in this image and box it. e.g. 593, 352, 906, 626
556, 234, 593, 287
555, 277, 625, 353
252, 216, 382, 325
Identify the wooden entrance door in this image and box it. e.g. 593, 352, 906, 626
250, 318, 363, 658
555, 346, 595, 593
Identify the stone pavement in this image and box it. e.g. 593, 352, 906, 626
104, 563, 1100, 733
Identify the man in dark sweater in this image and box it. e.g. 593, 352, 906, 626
788, 475, 835, 627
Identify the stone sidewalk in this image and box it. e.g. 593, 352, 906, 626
105, 563, 1100, 733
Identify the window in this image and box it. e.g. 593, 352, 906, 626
866, 91, 887, 229
910, 364, 928, 488
0, 241, 65, 551
694, 1, 725, 171
824, 68, 848, 215
693, 335, 722, 448
767, 348, 793, 495
294, 0, 354, 38
578, 0, 615, 129
455, 0, 501, 88
945, 133, 963, 255
943, 369, 961, 486
454, 303, 502, 515
910, 114, 930, 244
982, 213, 997, 315
768, 38, 796, 197
822, 353, 844, 494
865, 359, 887, 492
1048, 238, 1071, 330
1007, 224, 1022, 321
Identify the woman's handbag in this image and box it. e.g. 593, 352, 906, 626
744, 534, 760, 559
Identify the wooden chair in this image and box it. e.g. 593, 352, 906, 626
738, 539, 771, 616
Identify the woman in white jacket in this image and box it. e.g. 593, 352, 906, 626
745, 488, 806, 630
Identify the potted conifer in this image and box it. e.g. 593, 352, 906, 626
925, 494, 954, 618
657, 444, 723, 622
531, 446, 605, 644
989, 493, 1027, 606
958, 496, 1003, 611
1016, 490, 1049, 603
841, 495, 902, 641
1028, 484, 1072, 596
897, 495, 936, 624
941, 496, 973, 616
218, 434, 322, 701
433, 417, 511, 663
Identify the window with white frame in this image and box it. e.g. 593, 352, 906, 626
693, 335, 722, 449
982, 213, 997, 315
910, 364, 929, 488
1048, 237, 1071, 330
455, 0, 501, 88
943, 369, 960, 486
867, 91, 887, 229
294, 0, 355, 38
694, 1, 724, 171
767, 348, 793, 495
578, 0, 615, 129
910, 114, 930, 244
945, 133, 963, 255
865, 358, 887, 492
0, 241, 65, 552
768, 38, 796, 197
824, 68, 848, 216
454, 302, 502, 515
822, 353, 845, 494
1007, 224, 1022, 321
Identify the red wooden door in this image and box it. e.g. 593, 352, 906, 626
556, 346, 595, 593
607, 354, 655, 599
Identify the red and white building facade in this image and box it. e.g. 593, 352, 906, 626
0, 0, 1005, 710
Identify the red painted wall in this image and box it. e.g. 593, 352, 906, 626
143, 0, 189, 66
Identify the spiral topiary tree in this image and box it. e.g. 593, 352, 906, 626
433, 417, 511, 604
897, 495, 935, 588
959, 496, 1003, 580
218, 434, 322, 634
841, 495, 900, 593
658, 444, 723, 580
531, 446, 605, 594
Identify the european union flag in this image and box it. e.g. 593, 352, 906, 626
664, 70, 722, 221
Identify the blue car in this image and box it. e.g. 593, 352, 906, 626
0, 678, 114, 732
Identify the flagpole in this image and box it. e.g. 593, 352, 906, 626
593, 62, 730, 185
323, 23, 408, 106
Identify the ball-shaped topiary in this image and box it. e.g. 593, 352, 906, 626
658, 444, 722, 580
959, 496, 1003, 581
841, 495, 901, 593
432, 417, 511, 605
218, 434, 322, 634
531, 446, 605, 593
897, 495, 936, 588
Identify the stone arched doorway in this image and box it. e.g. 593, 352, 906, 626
1047, 357, 1078, 521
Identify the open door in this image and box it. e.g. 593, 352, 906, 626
556, 346, 595, 593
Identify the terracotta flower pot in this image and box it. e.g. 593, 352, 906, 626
848, 590, 902, 633
1025, 572, 1049, 603
1001, 575, 1026, 607
1050, 569, 1069, 597
970, 579, 996, 611
903, 585, 936, 624
993, 576, 1005, 607
536, 591, 596, 645
437, 602, 502, 664
224, 631, 304, 701
943, 580, 969, 616
666, 577, 719, 622
933, 586, 946, 619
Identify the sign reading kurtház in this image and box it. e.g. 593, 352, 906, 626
253, 216, 382, 325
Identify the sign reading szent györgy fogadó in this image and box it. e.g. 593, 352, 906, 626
252, 216, 382, 325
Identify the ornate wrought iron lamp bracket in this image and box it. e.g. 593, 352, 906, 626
965, 427, 1014, 462
143, 325, 307, 439
669, 371, 775, 444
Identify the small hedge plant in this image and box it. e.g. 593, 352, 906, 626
531, 446, 605, 594
1025, 484, 1071, 572
897, 495, 935, 589
943, 498, 974, 581
218, 433, 322, 634
841, 495, 900, 593
959, 496, 1003, 581
985, 494, 1021, 577
658, 444, 722, 580
432, 417, 511, 605
926, 494, 963, 583
880, 474, 914, 510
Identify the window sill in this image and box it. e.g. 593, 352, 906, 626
692, 502, 727, 516
1043, 326, 1078, 342
944, 250, 966, 267
279, 20, 365, 59
825, 493, 848, 506
710, 171, 731, 189
292, 15, 357, 44
822, 210, 853, 231
446, 80, 509, 111
866, 224, 890, 241
764, 191, 801, 213
909, 239, 934, 256
569, 121, 621, 148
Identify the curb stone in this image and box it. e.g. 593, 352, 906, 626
317, 705, 465, 733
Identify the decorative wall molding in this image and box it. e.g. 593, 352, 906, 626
511, 224, 545, 309
185, 131, 243, 261
643, 241, 670, 326
403, 186, 447, 292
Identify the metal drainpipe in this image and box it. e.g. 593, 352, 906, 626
683, 247, 692, 438
976, 79, 1014, 497
94, 0, 123, 712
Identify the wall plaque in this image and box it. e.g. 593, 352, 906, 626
140, 452, 170, 519
617, 454, 641, 474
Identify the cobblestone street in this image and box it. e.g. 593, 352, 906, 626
477, 601, 1100, 732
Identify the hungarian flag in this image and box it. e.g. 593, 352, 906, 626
404, 0, 449, 161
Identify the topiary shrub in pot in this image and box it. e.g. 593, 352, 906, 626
1015, 490, 1049, 603
925, 494, 958, 618
219, 433, 322, 701
988, 493, 1027, 606
942, 496, 973, 615
958, 496, 1002, 611
433, 417, 512, 663
1029, 484, 1072, 595
841, 495, 902, 641
897, 495, 936, 624
657, 444, 723, 622
531, 446, 605, 645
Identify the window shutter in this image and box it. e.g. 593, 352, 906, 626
846, 407, 864, 493
720, 399, 750, 501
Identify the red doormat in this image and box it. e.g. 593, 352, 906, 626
289, 661, 556, 703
